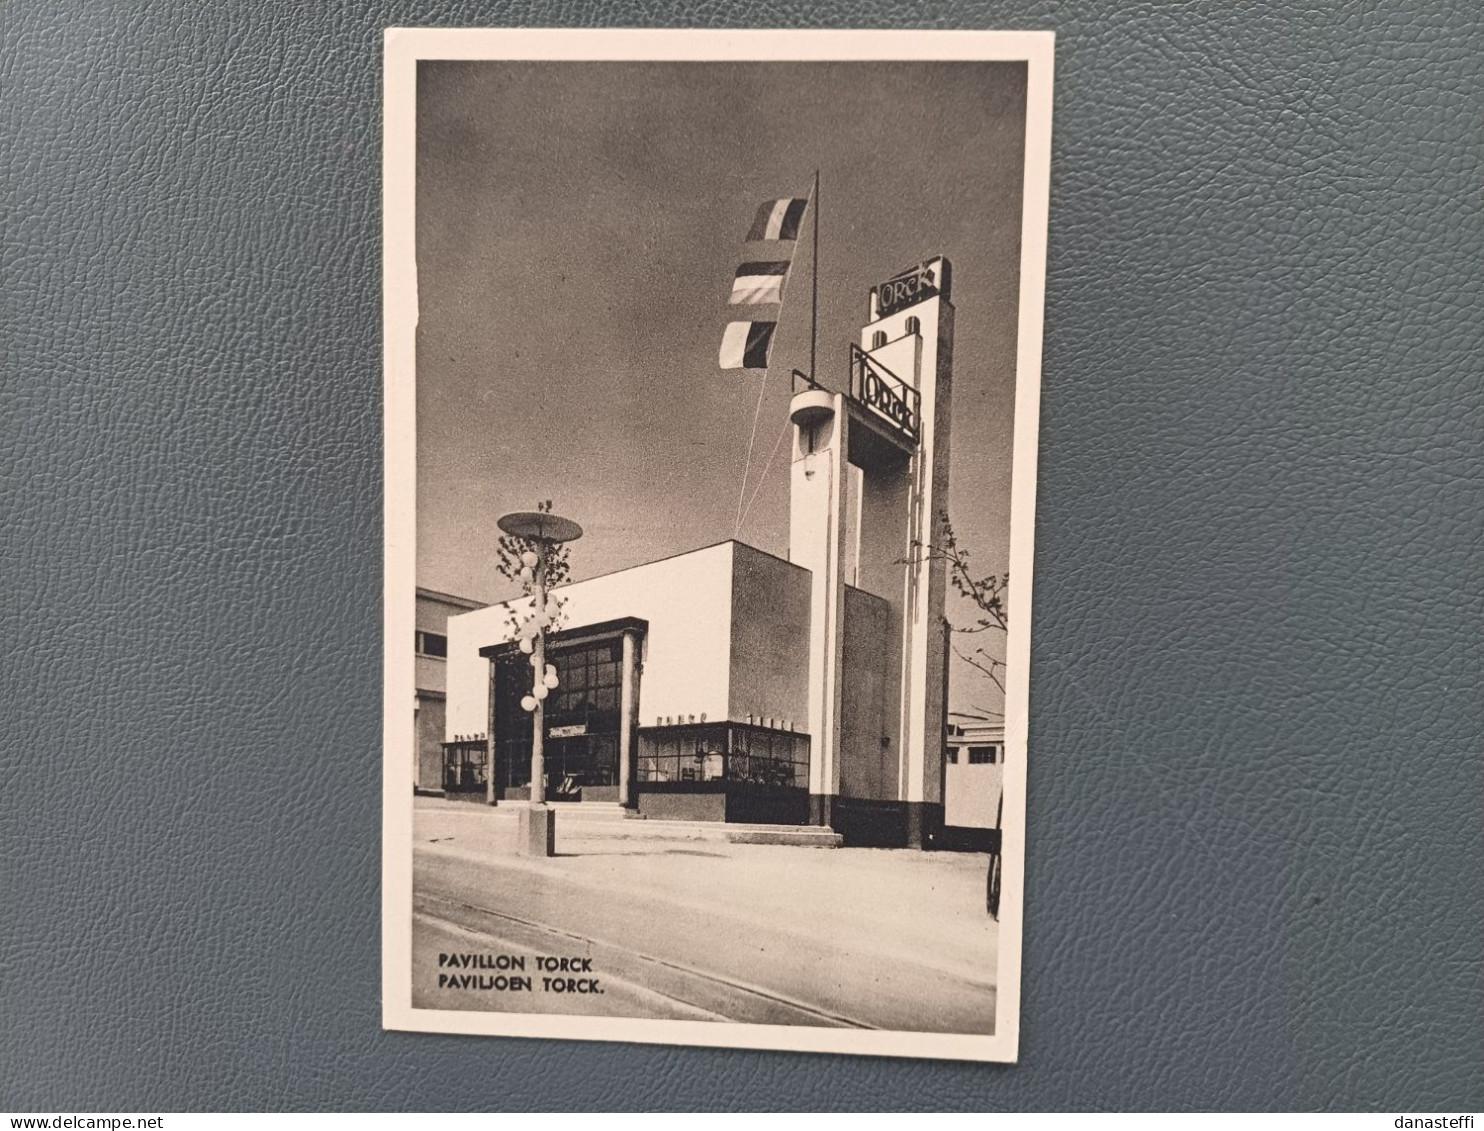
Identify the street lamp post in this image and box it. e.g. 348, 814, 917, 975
529, 551, 549, 830
496, 509, 583, 859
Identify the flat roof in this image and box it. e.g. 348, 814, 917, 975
551, 537, 810, 593
415, 586, 486, 611
478, 616, 649, 659
455, 539, 812, 617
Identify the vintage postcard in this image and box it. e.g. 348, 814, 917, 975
383, 28, 1053, 1062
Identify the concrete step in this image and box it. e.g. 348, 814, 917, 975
565, 818, 843, 848
541, 802, 627, 820
439, 801, 628, 821
426, 801, 842, 847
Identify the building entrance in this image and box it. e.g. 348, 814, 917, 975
492, 633, 627, 802
544, 734, 619, 801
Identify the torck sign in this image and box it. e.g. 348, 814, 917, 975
870, 256, 952, 319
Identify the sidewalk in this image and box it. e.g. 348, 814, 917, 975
410, 797, 997, 1032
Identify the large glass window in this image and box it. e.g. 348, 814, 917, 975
637, 723, 809, 789
546, 638, 622, 721
493, 652, 534, 789
493, 635, 626, 790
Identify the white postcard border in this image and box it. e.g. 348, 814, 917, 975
383, 26, 1054, 1063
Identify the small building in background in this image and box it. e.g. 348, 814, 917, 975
943, 713, 1005, 851
414, 587, 484, 793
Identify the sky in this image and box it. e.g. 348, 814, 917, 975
414, 59, 1027, 716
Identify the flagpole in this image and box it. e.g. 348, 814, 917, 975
732, 180, 819, 539
810, 168, 819, 386
738, 175, 821, 537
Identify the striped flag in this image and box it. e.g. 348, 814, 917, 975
718, 320, 776, 370
747, 198, 808, 242
718, 190, 808, 371
730, 261, 791, 305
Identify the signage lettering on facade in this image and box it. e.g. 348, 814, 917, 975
550, 724, 588, 738
862, 368, 917, 436
871, 256, 950, 319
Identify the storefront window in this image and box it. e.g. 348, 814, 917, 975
441, 739, 487, 792
637, 723, 809, 789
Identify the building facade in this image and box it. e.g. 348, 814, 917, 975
944, 714, 1006, 850
414, 587, 484, 793
444, 258, 974, 847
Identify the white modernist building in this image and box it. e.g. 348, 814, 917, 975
444, 257, 976, 847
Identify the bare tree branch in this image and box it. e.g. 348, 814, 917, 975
903, 512, 1008, 636
952, 643, 1006, 695
899, 509, 1010, 703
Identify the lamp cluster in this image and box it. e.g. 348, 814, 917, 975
518, 660, 560, 713
515, 549, 561, 713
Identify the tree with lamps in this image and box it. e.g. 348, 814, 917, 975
495, 501, 583, 858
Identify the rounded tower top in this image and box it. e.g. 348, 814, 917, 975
789, 388, 836, 430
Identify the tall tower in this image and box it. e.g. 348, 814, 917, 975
789, 257, 954, 846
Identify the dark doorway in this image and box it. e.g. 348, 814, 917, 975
545, 734, 619, 801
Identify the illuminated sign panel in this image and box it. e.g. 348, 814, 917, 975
870, 256, 952, 319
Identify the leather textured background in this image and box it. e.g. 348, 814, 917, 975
3, 0, 1480, 1113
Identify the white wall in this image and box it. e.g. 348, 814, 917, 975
944, 759, 1003, 829
444, 542, 738, 740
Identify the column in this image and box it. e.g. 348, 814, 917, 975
485, 658, 498, 805
618, 630, 637, 808
788, 390, 849, 829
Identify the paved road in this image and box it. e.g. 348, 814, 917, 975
411, 804, 997, 1034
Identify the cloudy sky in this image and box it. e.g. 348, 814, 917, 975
414, 59, 1027, 715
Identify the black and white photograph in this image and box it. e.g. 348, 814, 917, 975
383, 28, 1053, 1062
